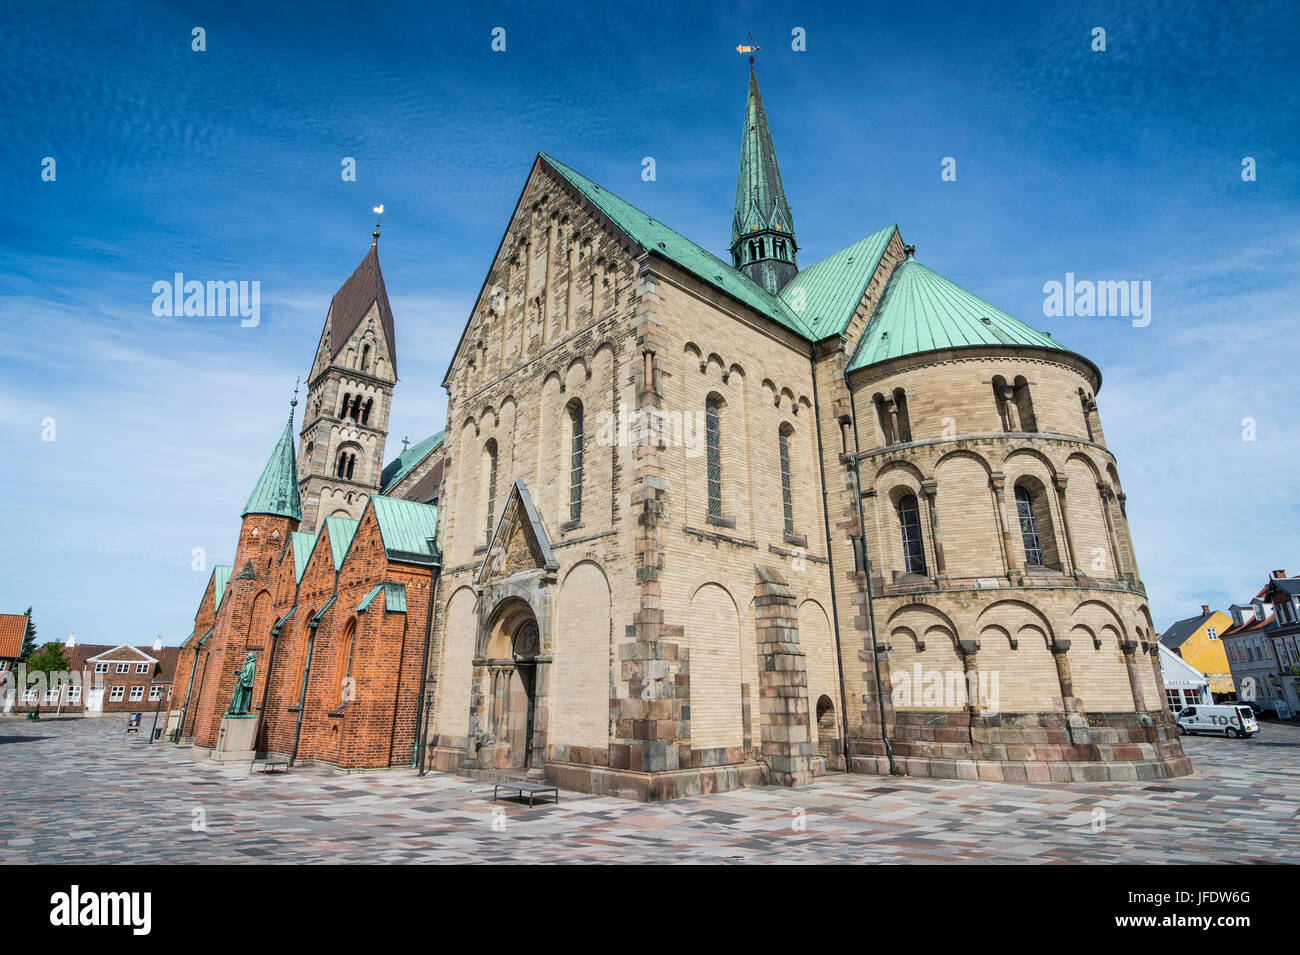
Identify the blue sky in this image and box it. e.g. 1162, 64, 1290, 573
1, 0, 1296, 646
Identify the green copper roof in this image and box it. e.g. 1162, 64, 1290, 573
732, 69, 795, 242
357, 582, 406, 613
848, 257, 1079, 372
290, 531, 316, 583
779, 225, 898, 338
380, 430, 444, 493
241, 413, 302, 521
370, 495, 440, 567
538, 152, 815, 339
323, 517, 359, 571
213, 565, 232, 611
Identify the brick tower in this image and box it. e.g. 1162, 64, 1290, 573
191, 401, 302, 751
297, 227, 398, 532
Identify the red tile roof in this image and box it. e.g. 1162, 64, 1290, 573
0, 613, 29, 659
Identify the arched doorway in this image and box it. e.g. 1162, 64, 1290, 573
483, 601, 543, 770
511, 621, 541, 768
815, 695, 837, 761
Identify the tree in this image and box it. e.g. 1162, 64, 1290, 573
19, 607, 36, 659
22, 642, 72, 715
25, 641, 71, 676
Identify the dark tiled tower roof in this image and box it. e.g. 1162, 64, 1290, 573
327, 242, 397, 377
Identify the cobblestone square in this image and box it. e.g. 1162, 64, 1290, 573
2, 715, 1297, 864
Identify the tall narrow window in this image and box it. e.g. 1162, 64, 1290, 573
360, 344, 371, 373
336, 621, 356, 706
346, 453, 355, 479
891, 388, 913, 443
706, 395, 722, 519
361, 398, 373, 425
568, 402, 584, 522
898, 494, 927, 576
1012, 377, 1038, 432
484, 441, 498, 543
1015, 485, 1044, 566
778, 425, 795, 537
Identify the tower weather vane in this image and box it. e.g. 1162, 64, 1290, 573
736, 33, 760, 65
373, 204, 384, 242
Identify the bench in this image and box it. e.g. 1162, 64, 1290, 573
493, 781, 559, 807
251, 758, 289, 775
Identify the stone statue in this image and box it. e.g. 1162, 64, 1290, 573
227, 652, 256, 716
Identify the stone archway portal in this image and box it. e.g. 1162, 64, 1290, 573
484, 608, 543, 770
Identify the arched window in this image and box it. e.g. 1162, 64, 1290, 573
483, 440, 498, 543
873, 393, 895, 445
1079, 389, 1096, 441
891, 388, 913, 443
1012, 376, 1038, 432
361, 398, 373, 425
992, 376, 1014, 431
346, 453, 355, 480
336, 451, 347, 477
1015, 484, 1044, 566
335, 620, 356, 706
778, 425, 795, 537
340, 393, 352, 419
568, 402, 584, 522
775, 238, 787, 260
706, 395, 722, 519
897, 494, 927, 576
748, 239, 759, 262
360, 344, 371, 373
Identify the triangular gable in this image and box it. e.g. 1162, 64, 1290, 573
86, 645, 158, 664
323, 516, 359, 571
540, 153, 813, 338
443, 153, 813, 387
213, 565, 233, 611
478, 480, 558, 584
1157, 643, 1210, 689
380, 431, 445, 493
777, 225, 897, 339
291, 531, 317, 583
369, 495, 440, 567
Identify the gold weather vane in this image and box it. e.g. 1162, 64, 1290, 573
736, 33, 760, 65
372, 204, 384, 243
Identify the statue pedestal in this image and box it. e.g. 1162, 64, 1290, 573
212, 714, 258, 763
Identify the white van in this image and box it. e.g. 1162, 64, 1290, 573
1176, 704, 1259, 739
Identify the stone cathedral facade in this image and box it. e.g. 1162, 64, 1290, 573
172, 69, 1190, 795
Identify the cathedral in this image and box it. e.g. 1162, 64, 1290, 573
169, 67, 1191, 796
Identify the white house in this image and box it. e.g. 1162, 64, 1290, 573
1159, 642, 1212, 712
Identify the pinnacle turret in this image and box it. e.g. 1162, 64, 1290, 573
730, 68, 798, 295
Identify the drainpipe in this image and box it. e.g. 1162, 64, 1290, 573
849, 391, 897, 775
289, 627, 317, 768
415, 555, 441, 775
173, 649, 201, 744
809, 343, 854, 772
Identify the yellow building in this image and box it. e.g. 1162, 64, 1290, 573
1159, 606, 1235, 699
